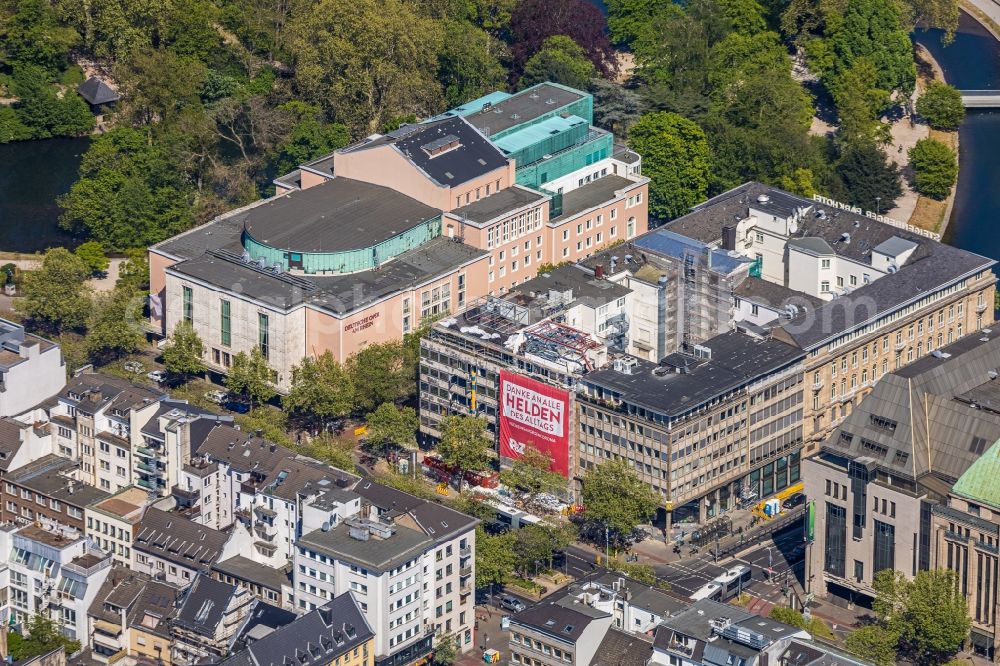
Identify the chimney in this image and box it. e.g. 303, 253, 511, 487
595, 264, 605, 279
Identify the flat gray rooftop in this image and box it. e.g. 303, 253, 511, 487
298, 522, 431, 574
465, 83, 585, 137
452, 186, 547, 225
243, 178, 439, 254
551, 175, 637, 223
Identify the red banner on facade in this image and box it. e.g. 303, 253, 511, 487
498, 370, 570, 477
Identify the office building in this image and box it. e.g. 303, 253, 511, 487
804, 328, 1000, 606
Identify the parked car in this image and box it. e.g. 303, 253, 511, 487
204, 390, 228, 404
223, 400, 251, 414
123, 361, 144, 373
782, 492, 806, 510
498, 595, 526, 613
146, 370, 167, 383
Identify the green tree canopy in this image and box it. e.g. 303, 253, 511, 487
365, 402, 419, 457
0, 0, 79, 74
437, 20, 508, 108
285, 352, 355, 425
288, 0, 444, 134
269, 102, 351, 178
872, 568, 970, 665
844, 625, 899, 666
590, 79, 644, 138
829, 0, 916, 95
346, 342, 410, 412
499, 446, 567, 510
7, 613, 81, 661
8, 64, 94, 140
521, 35, 597, 90
437, 414, 492, 487
74, 241, 110, 275
161, 321, 206, 380
116, 248, 150, 292
86, 287, 145, 362
59, 127, 195, 251
297, 433, 356, 472
908, 137, 957, 200
19, 248, 91, 333
833, 143, 901, 211
627, 112, 710, 221
829, 57, 892, 147
916, 81, 965, 131
475, 525, 516, 588
581, 459, 660, 541
226, 347, 275, 408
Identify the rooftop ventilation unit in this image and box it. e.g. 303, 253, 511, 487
756, 194, 770, 204
613, 356, 638, 375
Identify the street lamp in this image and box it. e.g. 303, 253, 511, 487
605, 526, 610, 563
875, 196, 881, 215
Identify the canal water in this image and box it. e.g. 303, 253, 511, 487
915, 13, 1000, 258
0, 136, 87, 252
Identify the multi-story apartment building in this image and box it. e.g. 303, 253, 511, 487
508, 598, 613, 666
804, 328, 1000, 608
5, 524, 112, 640
293, 482, 477, 666
85, 486, 148, 565
133, 507, 235, 586
1, 455, 108, 532
49, 374, 165, 492
0, 319, 65, 416
148, 83, 648, 392
217, 594, 374, 666
87, 566, 180, 665
662, 183, 996, 453
171, 575, 255, 665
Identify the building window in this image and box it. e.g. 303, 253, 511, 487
258, 313, 269, 359
220, 300, 231, 347
182, 286, 193, 323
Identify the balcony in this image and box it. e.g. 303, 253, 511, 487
976, 539, 999, 555
812, 380, 824, 391
460, 565, 473, 577
460, 546, 472, 558
135, 447, 154, 458
894, 341, 906, 352
253, 523, 277, 540
460, 579, 473, 593
978, 302, 989, 313
254, 505, 277, 518
93, 619, 123, 638
137, 479, 154, 490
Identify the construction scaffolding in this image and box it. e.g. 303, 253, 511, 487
523, 320, 603, 372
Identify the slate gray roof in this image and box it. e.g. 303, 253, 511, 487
873, 236, 917, 256
583, 330, 804, 417
353, 480, 425, 515
452, 186, 548, 225
821, 327, 1000, 485
664, 182, 995, 349
221, 594, 372, 666
134, 508, 228, 570
0, 419, 24, 472
589, 630, 652, 666
787, 237, 834, 255
7, 455, 109, 507
510, 599, 607, 644
212, 556, 290, 592
733, 277, 822, 309
243, 178, 439, 254
408, 500, 478, 542
174, 574, 239, 636
513, 264, 632, 309
77, 77, 119, 105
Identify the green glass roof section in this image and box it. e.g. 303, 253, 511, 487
444, 91, 512, 117
493, 115, 589, 156
951, 436, 1000, 507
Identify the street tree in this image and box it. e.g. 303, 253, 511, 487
830, 58, 892, 147
285, 352, 355, 427
873, 568, 970, 665
908, 138, 957, 200
365, 402, 419, 458
769, 607, 807, 629
346, 342, 410, 412
521, 36, 597, 90
499, 446, 566, 510
86, 287, 145, 363
916, 81, 965, 130
161, 321, 205, 381
19, 247, 92, 333
116, 248, 150, 292
581, 459, 659, 546
431, 634, 458, 666
74, 241, 110, 275
8, 613, 81, 661
627, 112, 710, 222
226, 347, 275, 409
297, 433, 356, 472
475, 525, 516, 588
844, 625, 899, 666
436, 414, 492, 489
514, 522, 577, 573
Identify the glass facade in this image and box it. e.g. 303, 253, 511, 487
259, 313, 269, 359
182, 286, 193, 323
873, 519, 895, 575
825, 502, 847, 577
